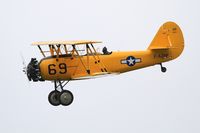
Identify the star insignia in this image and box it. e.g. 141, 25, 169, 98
121, 56, 141, 67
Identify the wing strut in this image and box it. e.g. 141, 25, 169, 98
90, 44, 107, 72
37, 45, 46, 57
72, 45, 90, 74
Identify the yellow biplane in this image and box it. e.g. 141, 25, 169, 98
24, 21, 184, 106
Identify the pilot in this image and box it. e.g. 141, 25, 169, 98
102, 47, 111, 55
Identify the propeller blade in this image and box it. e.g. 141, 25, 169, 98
20, 52, 27, 74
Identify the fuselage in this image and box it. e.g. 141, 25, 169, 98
39, 49, 171, 80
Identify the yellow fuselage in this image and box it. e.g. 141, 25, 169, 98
39, 50, 173, 80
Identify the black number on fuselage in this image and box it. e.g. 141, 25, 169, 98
48, 64, 56, 75
48, 63, 67, 75
59, 63, 67, 74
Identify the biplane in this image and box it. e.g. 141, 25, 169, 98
24, 21, 184, 106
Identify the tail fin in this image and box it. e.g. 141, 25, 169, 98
148, 22, 184, 60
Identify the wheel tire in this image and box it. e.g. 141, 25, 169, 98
161, 67, 167, 73
60, 90, 74, 106
48, 90, 61, 106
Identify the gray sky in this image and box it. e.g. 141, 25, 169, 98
0, 0, 199, 132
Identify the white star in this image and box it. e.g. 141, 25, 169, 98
127, 57, 134, 65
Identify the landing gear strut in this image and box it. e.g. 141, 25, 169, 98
48, 80, 73, 106
160, 63, 167, 73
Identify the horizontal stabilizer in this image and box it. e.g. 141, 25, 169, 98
149, 46, 169, 50
150, 46, 179, 50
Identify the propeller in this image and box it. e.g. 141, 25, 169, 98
20, 52, 44, 82
20, 52, 32, 84
20, 52, 27, 74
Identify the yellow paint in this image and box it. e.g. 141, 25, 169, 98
38, 21, 184, 80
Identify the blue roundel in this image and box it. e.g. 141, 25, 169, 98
126, 56, 136, 66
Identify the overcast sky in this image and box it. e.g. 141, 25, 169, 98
0, 0, 200, 133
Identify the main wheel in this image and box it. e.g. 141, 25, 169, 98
59, 90, 74, 106
48, 90, 61, 106
161, 67, 167, 73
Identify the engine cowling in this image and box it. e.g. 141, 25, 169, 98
27, 58, 44, 82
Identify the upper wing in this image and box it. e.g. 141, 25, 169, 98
32, 40, 102, 46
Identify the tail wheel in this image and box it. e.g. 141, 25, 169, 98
160, 63, 167, 73
59, 90, 74, 106
161, 67, 167, 73
48, 90, 61, 106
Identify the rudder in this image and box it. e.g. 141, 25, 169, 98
148, 21, 184, 60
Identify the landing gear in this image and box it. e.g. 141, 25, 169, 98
48, 90, 60, 106
160, 63, 167, 73
60, 90, 74, 106
48, 80, 73, 106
